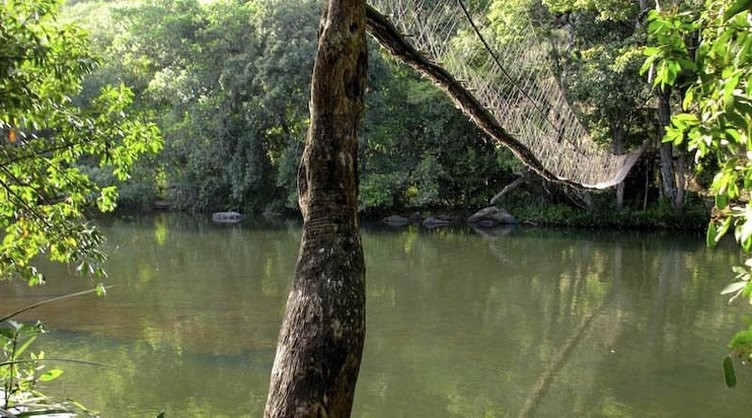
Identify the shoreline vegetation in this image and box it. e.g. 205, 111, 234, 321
115, 199, 711, 232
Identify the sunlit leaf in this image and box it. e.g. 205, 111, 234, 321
708, 222, 719, 247
38, 368, 63, 382
721, 281, 747, 295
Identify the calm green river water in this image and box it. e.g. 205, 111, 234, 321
3, 214, 752, 417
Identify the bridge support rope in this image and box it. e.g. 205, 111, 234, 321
365, 1, 644, 189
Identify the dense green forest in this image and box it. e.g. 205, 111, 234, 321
4, 0, 752, 414
60, 0, 707, 218
64, 0, 515, 215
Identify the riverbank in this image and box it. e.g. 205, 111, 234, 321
504, 203, 710, 230
357, 202, 710, 231
122, 199, 711, 232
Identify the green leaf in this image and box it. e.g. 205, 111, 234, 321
716, 192, 729, 210
96, 282, 107, 296
724, 75, 740, 110
707, 222, 718, 248
731, 329, 752, 347
683, 88, 695, 110
733, 97, 752, 118
724, 356, 737, 388
13, 334, 38, 359
724, 0, 752, 21
666, 60, 681, 85
0, 327, 15, 339
38, 368, 63, 382
723, 110, 747, 131
744, 236, 752, 252
718, 217, 734, 242
665, 126, 684, 145
736, 34, 752, 66
673, 113, 699, 126
639, 55, 655, 76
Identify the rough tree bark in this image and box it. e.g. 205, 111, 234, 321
656, 88, 683, 209
644, 0, 685, 210
264, 0, 367, 416
612, 125, 625, 210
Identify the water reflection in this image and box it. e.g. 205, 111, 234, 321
2, 216, 751, 417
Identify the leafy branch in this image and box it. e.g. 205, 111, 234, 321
643, 0, 752, 386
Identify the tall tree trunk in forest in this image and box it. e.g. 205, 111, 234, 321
637, 0, 651, 28
264, 0, 367, 416
645, 0, 686, 210
675, 145, 686, 206
656, 88, 682, 209
612, 125, 625, 210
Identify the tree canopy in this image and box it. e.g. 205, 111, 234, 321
0, 0, 162, 285
642, 0, 752, 379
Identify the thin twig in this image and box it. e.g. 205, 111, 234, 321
0, 358, 110, 368
0, 286, 114, 324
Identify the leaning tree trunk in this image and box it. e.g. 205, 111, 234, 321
264, 0, 367, 417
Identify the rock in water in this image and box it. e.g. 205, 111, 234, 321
212, 211, 244, 223
382, 215, 410, 226
423, 216, 455, 228
468, 207, 516, 226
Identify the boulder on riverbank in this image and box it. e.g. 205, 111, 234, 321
468, 207, 516, 226
212, 211, 244, 223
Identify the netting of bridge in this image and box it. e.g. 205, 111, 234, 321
367, 0, 642, 189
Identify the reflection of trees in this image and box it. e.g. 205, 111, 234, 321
358, 228, 751, 416
2, 214, 301, 355
4, 220, 752, 416
357, 227, 616, 415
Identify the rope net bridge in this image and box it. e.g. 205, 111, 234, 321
365, 0, 643, 189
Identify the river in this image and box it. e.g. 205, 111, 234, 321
3, 214, 752, 417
